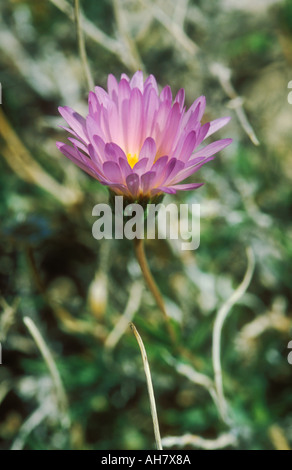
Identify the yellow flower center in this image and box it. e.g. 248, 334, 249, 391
127, 153, 139, 169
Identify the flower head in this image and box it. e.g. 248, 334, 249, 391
57, 71, 232, 201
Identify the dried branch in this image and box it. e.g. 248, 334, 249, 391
167, 357, 219, 411
49, 0, 136, 71
210, 63, 260, 146
0, 108, 82, 206
162, 432, 237, 449
173, 0, 189, 30
0, 297, 19, 342
11, 405, 51, 451
130, 322, 162, 450
112, 0, 144, 72
23, 316, 70, 429
105, 282, 143, 350
212, 247, 255, 423
141, 0, 199, 55
268, 425, 291, 451
74, 0, 94, 90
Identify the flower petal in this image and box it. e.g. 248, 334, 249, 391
103, 161, 122, 183
141, 171, 156, 193
126, 173, 140, 198
171, 156, 215, 183
104, 142, 127, 163
56, 142, 101, 180
118, 79, 131, 109
162, 158, 184, 185
188, 138, 233, 163
88, 144, 104, 169
130, 70, 144, 92
139, 137, 157, 170
174, 88, 185, 111
86, 114, 105, 144
88, 91, 99, 117
205, 116, 231, 138
58, 106, 88, 143
119, 158, 132, 182
144, 74, 159, 94
166, 182, 204, 191
120, 73, 130, 82
132, 158, 148, 175
160, 85, 172, 102
94, 86, 110, 107
107, 74, 119, 100
127, 88, 143, 152
176, 130, 198, 163
68, 137, 88, 155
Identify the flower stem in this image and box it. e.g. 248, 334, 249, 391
133, 238, 177, 345
130, 322, 162, 450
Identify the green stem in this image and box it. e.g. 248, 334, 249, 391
133, 238, 177, 345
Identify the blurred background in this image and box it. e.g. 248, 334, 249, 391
0, 0, 292, 450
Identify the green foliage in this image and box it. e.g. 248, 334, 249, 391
0, 0, 291, 452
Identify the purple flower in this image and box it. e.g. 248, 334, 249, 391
57, 71, 232, 200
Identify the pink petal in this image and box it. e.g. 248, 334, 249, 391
58, 106, 88, 144
127, 88, 143, 152
166, 182, 204, 191
132, 158, 148, 175
155, 186, 177, 194
56, 142, 100, 180
87, 144, 105, 172
107, 74, 119, 100
107, 101, 124, 146
104, 143, 127, 162
143, 88, 159, 136
59, 125, 78, 139
182, 96, 206, 129
94, 86, 110, 107
162, 158, 184, 185
151, 155, 168, 173
152, 100, 172, 143
68, 137, 88, 155
205, 116, 231, 138
139, 137, 157, 170
86, 114, 105, 144
177, 130, 198, 162
160, 85, 172, 102
188, 138, 232, 162
107, 183, 128, 195
141, 171, 156, 193
88, 91, 100, 117
103, 161, 122, 183
144, 74, 159, 94
130, 70, 144, 92
118, 79, 131, 108
174, 88, 185, 111
151, 156, 169, 185
196, 122, 210, 147
100, 105, 111, 141
121, 73, 130, 82
171, 156, 215, 183
126, 173, 139, 198
156, 102, 181, 156
121, 98, 130, 152
92, 135, 106, 162
119, 158, 132, 182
